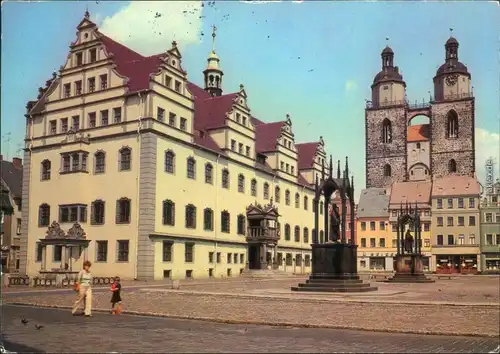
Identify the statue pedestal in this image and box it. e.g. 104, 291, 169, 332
385, 254, 434, 283
292, 243, 378, 292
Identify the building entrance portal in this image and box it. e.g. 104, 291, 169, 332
248, 245, 259, 270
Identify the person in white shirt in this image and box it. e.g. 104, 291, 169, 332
72, 260, 93, 317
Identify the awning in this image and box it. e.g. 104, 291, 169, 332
0, 192, 14, 215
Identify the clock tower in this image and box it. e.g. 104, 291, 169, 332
430, 34, 475, 179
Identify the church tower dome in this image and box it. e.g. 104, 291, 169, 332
203, 25, 224, 97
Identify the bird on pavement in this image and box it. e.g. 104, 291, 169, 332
34, 324, 44, 330
21, 318, 28, 325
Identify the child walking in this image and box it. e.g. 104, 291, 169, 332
110, 276, 122, 314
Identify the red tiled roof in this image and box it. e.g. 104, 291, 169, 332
254, 121, 285, 153
432, 176, 481, 197
407, 124, 430, 142
296, 142, 320, 170
389, 181, 432, 206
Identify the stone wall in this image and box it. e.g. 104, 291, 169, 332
430, 98, 475, 179
365, 106, 407, 188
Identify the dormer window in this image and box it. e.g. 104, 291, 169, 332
238, 143, 243, 154
245, 146, 250, 157
63, 84, 71, 98
242, 116, 247, 125
100, 74, 108, 90
90, 49, 97, 63
236, 113, 241, 123
165, 76, 172, 88
76, 52, 83, 66
174, 80, 181, 92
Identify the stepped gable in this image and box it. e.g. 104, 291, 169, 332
296, 142, 321, 170
254, 121, 286, 153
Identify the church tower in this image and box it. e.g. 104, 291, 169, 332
203, 25, 224, 97
430, 34, 475, 179
365, 44, 408, 188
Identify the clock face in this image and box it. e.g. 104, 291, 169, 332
445, 74, 458, 86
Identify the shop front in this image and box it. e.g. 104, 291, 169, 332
435, 254, 479, 274
481, 253, 500, 274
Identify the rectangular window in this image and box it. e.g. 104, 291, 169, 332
370, 221, 376, 231
16, 218, 21, 235
437, 199, 443, 209
174, 80, 181, 92
180, 118, 187, 131
391, 223, 397, 232
76, 52, 83, 66
485, 213, 493, 222
379, 238, 385, 248
240, 254, 244, 264
169, 112, 176, 126
286, 253, 292, 266
64, 83, 71, 98
216, 252, 221, 263
100, 110, 109, 126
469, 235, 476, 245
231, 140, 236, 151
468, 198, 475, 208
88, 77, 95, 92
238, 143, 243, 154
437, 235, 443, 245
245, 146, 250, 157
447, 235, 454, 245
75, 81, 82, 95
447, 216, 453, 226
486, 234, 493, 245
447, 198, 453, 209
91, 200, 105, 224
53, 245, 62, 262
165, 75, 172, 88
437, 217, 443, 226
96, 241, 108, 262
59, 205, 87, 223
424, 223, 430, 232
369, 238, 376, 248
379, 221, 385, 231
61, 118, 68, 133
163, 241, 173, 262
361, 222, 366, 231
117, 240, 129, 262
49, 120, 57, 134
113, 107, 122, 123
71, 116, 80, 131
36, 243, 43, 262
88, 112, 96, 128
458, 216, 465, 226
233, 253, 238, 264
227, 253, 232, 264
90, 49, 97, 63
458, 198, 464, 208
100, 74, 108, 89
424, 239, 430, 248
185, 243, 194, 263
157, 107, 165, 122
208, 252, 214, 263
360, 238, 366, 248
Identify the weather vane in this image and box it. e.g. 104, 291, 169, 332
450, 27, 453, 36
212, 25, 217, 52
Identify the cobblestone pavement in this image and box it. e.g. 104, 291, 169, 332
2, 305, 499, 353
4, 288, 499, 337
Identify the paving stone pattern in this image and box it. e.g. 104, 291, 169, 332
2, 305, 499, 353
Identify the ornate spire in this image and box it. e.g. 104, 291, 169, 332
345, 156, 349, 179
329, 155, 333, 178
337, 160, 341, 179
84, 6, 90, 19
203, 24, 223, 97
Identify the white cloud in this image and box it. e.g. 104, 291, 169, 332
475, 127, 500, 188
344, 80, 357, 93
96, 1, 203, 56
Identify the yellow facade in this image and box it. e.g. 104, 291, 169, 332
20, 16, 325, 280
356, 217, 392, 271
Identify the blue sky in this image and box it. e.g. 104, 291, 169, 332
2, 1, 499, 193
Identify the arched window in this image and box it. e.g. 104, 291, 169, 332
284, 224, 291, 241
250, 179, 257, 196
446, 110, 459, 138
448, 159, 457, 173
382, 119, 392, 144
275, 186, 281, 203
165, 151, 175, 174
41, 160, 51, 180
187, 157, 196, 179
263, 182, 270, 199
304, 196, 308, 211
221, 210, 230, 233
185, 204, 196, 228
205, 163, 213, 184
238, 174, 245, 193
203, 208, 213, 231
95, 151, 106, 174
221, 169, 230, 189
295, 193, 300, 208
162, 200, 175, 226
303, 227, 309, 243
38, 204, 50, 227
285, 190, 291, 205
237, 214, 246, 235
119, 147, 131, 171
294, 226, 300, 242
384, 164, 392, 177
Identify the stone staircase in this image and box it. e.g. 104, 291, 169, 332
240, 269, 297, 278
384, 273, 435, 283
291, 274, 378, 293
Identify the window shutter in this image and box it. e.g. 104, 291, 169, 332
116, 200, 121, 223
101, 201, 106, 224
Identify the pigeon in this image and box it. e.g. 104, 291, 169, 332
21, 318, 28, 325
35, 324, 44, 330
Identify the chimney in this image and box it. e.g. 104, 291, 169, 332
12, 157, 22, 169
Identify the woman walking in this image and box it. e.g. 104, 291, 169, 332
72, 260, 93, 317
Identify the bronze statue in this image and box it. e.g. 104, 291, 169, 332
331, 204, 341, 242
404, 229, 414, 253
